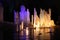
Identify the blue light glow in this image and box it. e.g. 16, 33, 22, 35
20, 5, 27, 23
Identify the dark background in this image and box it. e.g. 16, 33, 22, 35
0, 0, 60, 24
0, 0, 60, 40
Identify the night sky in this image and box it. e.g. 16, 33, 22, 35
0, 0, 60, 24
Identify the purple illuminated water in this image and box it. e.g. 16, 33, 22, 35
19, 5, 30, 24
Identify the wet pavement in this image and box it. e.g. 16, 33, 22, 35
17, 27, 54, 40
0, 22, 59, 40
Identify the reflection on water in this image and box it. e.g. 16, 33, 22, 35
26, 27, 29, 36
34, 28, 40, 40
18, 27, 53, 40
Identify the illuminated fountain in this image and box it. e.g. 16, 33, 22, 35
20, 22, 24, 31
14, 10, 19, 24
26, 9, 30, 24
14, 5, 55, 40
19, 22, 24, 36
19, 5, 27, 23
33, 8, 55, 28
34, 8, 40, 28
33, 8, 55, 40
14, 5, 55, 28
19, 5, 30, 24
